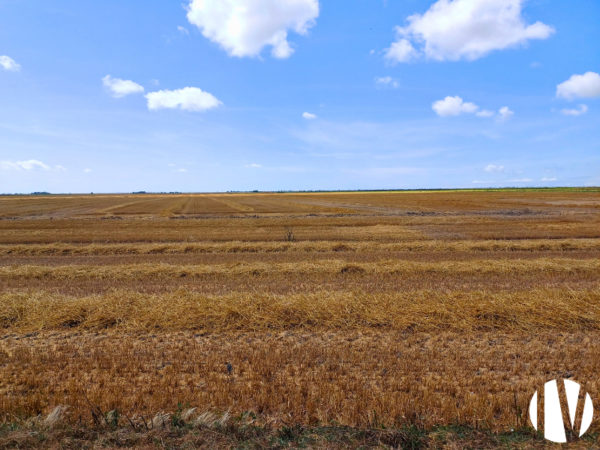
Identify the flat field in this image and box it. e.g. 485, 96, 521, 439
1, 189, 600, 448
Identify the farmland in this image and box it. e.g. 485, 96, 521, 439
1, 188, 600, 448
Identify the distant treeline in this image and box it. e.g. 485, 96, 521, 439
0, 186, 598, 196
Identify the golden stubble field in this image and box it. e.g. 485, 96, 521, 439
1, 189, 600, 447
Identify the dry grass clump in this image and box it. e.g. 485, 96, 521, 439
2, 288, 600, 333
2, 238, 599, 255
2, 257, 599, 281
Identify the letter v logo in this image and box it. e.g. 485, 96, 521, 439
529, 379, 594, 443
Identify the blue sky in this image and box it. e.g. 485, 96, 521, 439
0, 0, 599, 193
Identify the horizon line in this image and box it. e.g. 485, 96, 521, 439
1, 186, 599, 196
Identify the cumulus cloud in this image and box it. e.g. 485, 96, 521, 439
186, 0, 319, 59
556, 72, 600, 100
102, 75, 144, 98
302, 111, 317, 120
498, 106, 514, 121
432, 96, 478, 116
375, 76, 399, 88
0, 159, 51, 170
432, 96, 513, 120
384, 39, 417, 63
386, 0, 554, 63
0, 55, 20, 71
146, 87, 222, 112
561, 104, 588, 116
484, 164, 504, 173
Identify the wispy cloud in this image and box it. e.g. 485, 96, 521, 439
498, 106, 514, 122
302, 112, 317, 120
561, 104, 588, 116
1, 159, 53, 170
343, 166, 423, 176
476, 110, 494, 118
507, 178, 533, 183
484, 164, 504, 173
102, 75, 144, 98
474, 177, 536, 185
375, 76, 399, 89
294, 118, 494, 158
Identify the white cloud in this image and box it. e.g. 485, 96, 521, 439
384, 39, 417, 63
186, 0, 319, 59
386, 0, 554, 63
541, 176, 557, 182
432, 96, 478, 116
177, 25, 190, 35
0, 55, 20, 71
375, 76, 399, 89
146, 87, 222, 112
302, 111, 317, 120
177, 168, 188, 173
102, 75, 144, 98
476, 109, 494, 118
556, 72, 600, 100
484, 164, 504, 173
246, 163, 262, 168
432, 96, 513, 120
498, 106, 514, 121
561, 104, 588, 116
83, 168, 92, 173
0, 159, 51, 170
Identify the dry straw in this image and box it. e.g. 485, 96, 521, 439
2, 288, 599, 333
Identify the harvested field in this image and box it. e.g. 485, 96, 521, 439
1, 189, 600, 448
